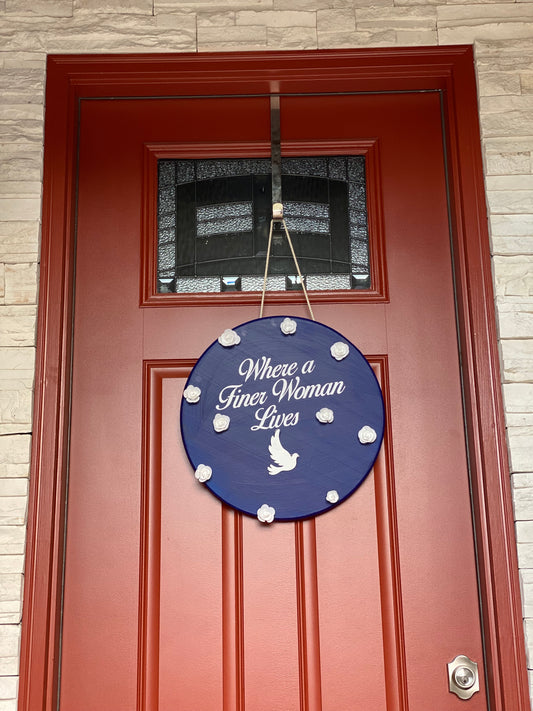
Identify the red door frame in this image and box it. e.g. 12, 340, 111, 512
19, 47, 529, 711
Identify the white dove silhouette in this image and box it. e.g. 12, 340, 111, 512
268, 429, 299, 476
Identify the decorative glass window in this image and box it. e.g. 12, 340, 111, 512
157, 156, 370, 293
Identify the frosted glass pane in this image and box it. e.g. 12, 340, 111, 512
306, 274, 352, 290
196, 202, 253, 237
175, 276, 221, 293
241, 275, 286, 292
197, 159, 270, 179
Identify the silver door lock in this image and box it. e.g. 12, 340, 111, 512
448, 655, 479, 700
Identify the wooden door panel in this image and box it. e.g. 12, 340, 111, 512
60, 141, 143, 708
316, 443, 387, 710
60, 88, 488, 709
152, 364, 390, 710
241, 519, 301, 709
159, 376, 223, 708
143, 358, 465, 710
142, 306, 389, 361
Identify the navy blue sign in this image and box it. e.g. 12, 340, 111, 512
180, 316, 384, 522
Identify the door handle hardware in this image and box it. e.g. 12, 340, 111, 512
448, 655, 479, 700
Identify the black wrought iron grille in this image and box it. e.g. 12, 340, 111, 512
157, 156, 370, 293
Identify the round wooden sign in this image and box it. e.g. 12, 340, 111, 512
180, 316, 384, 522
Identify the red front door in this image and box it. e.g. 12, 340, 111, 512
59, 87, 487, 710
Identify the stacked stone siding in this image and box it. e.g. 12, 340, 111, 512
0, 2, 532, 709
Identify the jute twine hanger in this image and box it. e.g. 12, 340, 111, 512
259, 95, 315, 322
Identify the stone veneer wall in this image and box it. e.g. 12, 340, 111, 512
0, 2, 533, 709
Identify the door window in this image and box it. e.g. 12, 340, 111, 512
157, 155, 370, 293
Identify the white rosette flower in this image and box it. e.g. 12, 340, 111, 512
257, 504, 276, 523
213, 413, 230, 433
316, 407, 334, 424
194, 464, 212, 483
218, 329, 241, 347
280, 317, 297, 335
326, 490, 339, 504
183, 385, 201, 404
330, 341, 350, 361
358, 425, 377, 444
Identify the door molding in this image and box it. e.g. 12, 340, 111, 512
20, 47, 529, 710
